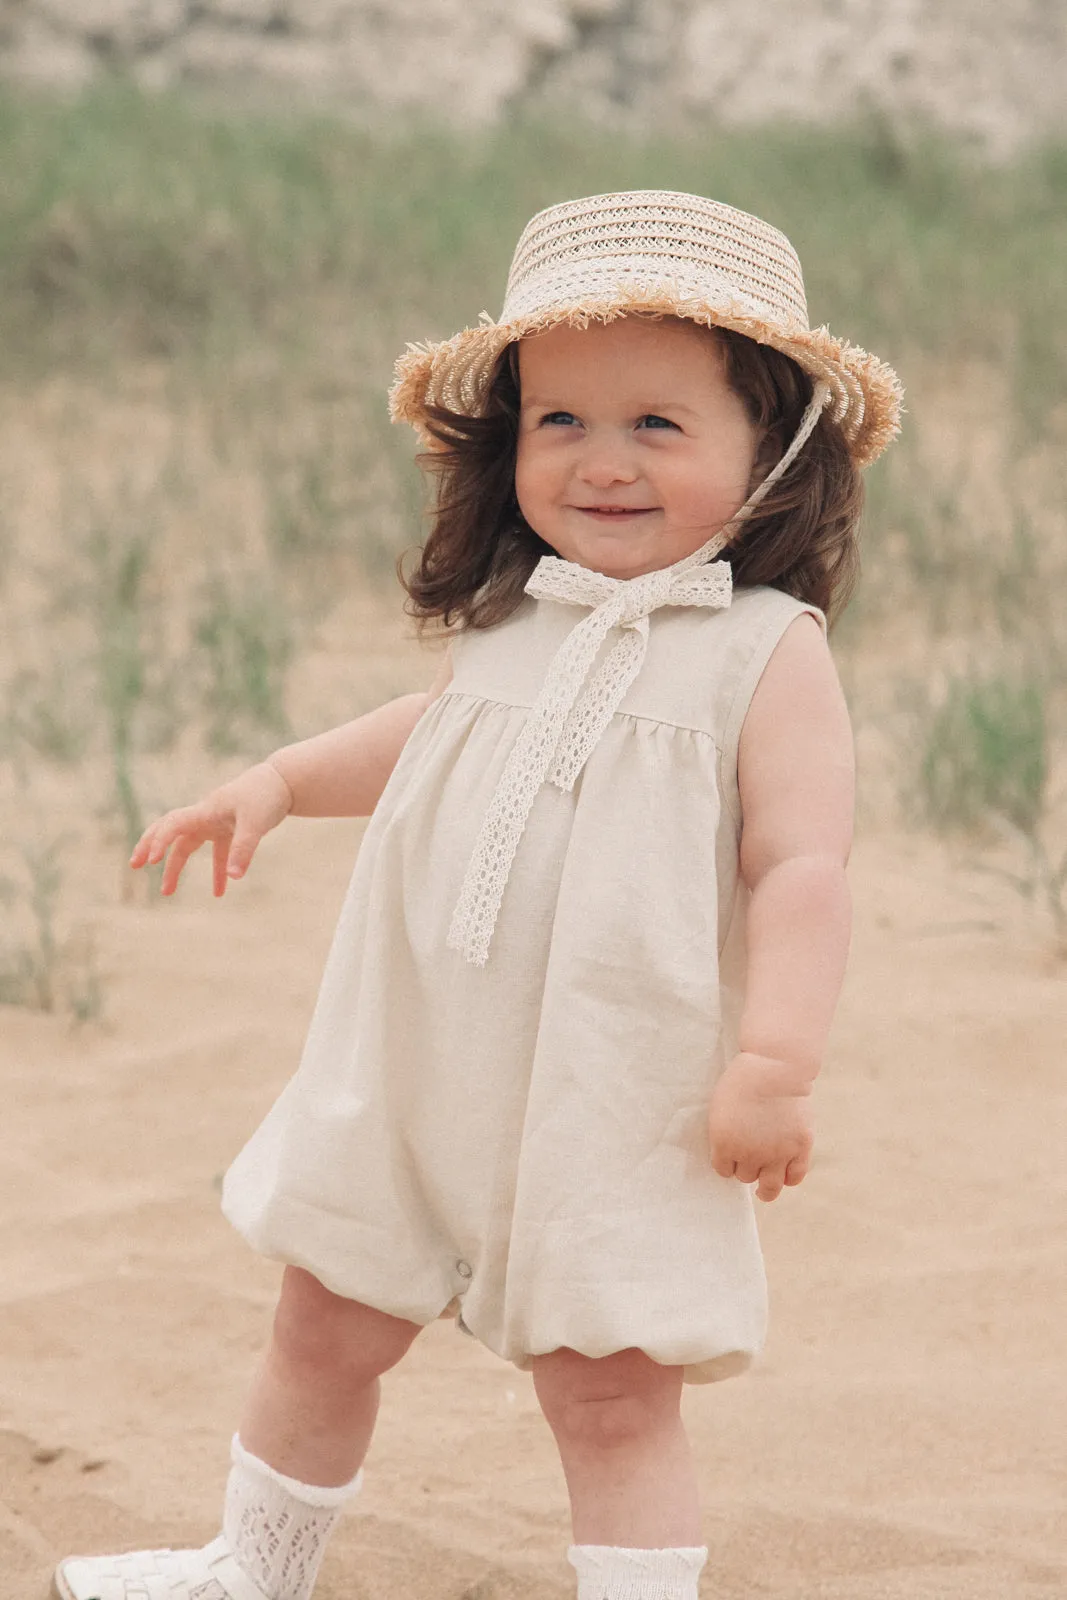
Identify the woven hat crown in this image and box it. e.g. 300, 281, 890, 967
502, 190, 810, 333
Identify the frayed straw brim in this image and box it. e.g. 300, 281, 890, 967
389, 287, 903, 470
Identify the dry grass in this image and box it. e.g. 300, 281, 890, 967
1, 84, 1066, 1007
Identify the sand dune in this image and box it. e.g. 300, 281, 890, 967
2, 797, 1065, 1598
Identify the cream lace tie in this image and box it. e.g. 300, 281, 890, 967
445, 381, 831, 968
446, 541, 732, 966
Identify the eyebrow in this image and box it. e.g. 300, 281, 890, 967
521, 396, 702, 416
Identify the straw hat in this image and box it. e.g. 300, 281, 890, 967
389, 189, 903, 469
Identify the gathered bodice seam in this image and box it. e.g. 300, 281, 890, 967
436, 685, 723, 746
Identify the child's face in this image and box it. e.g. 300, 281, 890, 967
514, 316, 763, 579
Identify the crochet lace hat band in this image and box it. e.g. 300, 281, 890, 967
389, 189, 903, 469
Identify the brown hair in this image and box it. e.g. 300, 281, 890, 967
397, 320, 863, 635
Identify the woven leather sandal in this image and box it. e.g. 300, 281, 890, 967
51, 1535, 269, 1600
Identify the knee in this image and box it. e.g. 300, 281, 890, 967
269, 1267, 420, 1386
532, 1348, 681, 1453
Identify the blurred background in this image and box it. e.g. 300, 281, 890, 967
1, 0, 1066, 1004
0, 5, 1065, 1597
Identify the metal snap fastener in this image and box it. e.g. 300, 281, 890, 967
456, 1259, 473, 1279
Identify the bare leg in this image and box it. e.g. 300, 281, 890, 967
53, 1270, 426, 1600
238, 1265, 423, 1485
532, 1347, 702, 1546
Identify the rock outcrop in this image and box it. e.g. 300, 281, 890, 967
1, 0, 1064, 153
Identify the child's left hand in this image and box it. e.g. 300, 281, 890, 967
708, 1051, 814, 1203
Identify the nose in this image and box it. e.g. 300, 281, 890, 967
574, 426, 639, 489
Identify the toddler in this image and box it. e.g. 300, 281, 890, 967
54, 190, 902, 1600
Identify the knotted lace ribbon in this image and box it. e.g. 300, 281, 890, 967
446, 552, 733, 966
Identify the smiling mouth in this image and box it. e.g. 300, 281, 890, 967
575, 506, 656, 517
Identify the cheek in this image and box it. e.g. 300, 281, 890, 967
514, 439, 555, 516
662, 459, 733, 516
674, 438, 759, 513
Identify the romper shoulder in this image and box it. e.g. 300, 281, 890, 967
425, 639, 456, 702
725, 583, 827, 640
615, 584, 826, 738
721, 586, 827, 714
715, 586, 829, 829
448, 594, 561, 706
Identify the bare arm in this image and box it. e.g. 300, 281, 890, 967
130, 645, 454, 894
736, 615, 854, 1083
267, 645, 454, 818
708, 614, 854, 1201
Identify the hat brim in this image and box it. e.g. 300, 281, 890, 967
389, 288, 903, 469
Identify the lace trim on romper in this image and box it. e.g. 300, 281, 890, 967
446, 555, 732, 966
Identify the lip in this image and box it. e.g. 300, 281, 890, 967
573, 506, 657, 519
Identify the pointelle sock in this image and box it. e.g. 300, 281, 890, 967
568, 1543, 709, 1600
222, 1433, 364, 1600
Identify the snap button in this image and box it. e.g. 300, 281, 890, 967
456, 1259, 473, 1279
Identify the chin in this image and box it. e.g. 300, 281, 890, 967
557, 537, 655, 574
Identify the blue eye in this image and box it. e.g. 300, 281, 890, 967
638, 414, 679, 431
540, 411, 577, 426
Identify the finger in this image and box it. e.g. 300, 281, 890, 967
212, 837, 229, 898
144, 812, 199, 867
785, 1152, 811, 1186
160, 836, 198, 896
129, 825, 158, 868
226, 825, 260, 882
709, 1148, 737, 1180
756, 1165, 786, 1203
132, 815, 180, 866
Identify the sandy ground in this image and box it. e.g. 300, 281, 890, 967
1, 620, 1066, 1599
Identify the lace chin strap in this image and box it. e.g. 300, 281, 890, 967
446, 382, 832, 966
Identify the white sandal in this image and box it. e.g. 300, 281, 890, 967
51, 1535, 269, 1600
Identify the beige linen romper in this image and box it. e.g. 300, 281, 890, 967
222, 578, 825, 1384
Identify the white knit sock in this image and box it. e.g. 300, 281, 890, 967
222, 1433, 364, 1600
567, 1544, 709, 1600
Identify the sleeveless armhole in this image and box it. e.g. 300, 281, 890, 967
717, 593, 827, 834
425, 634, 458, 703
